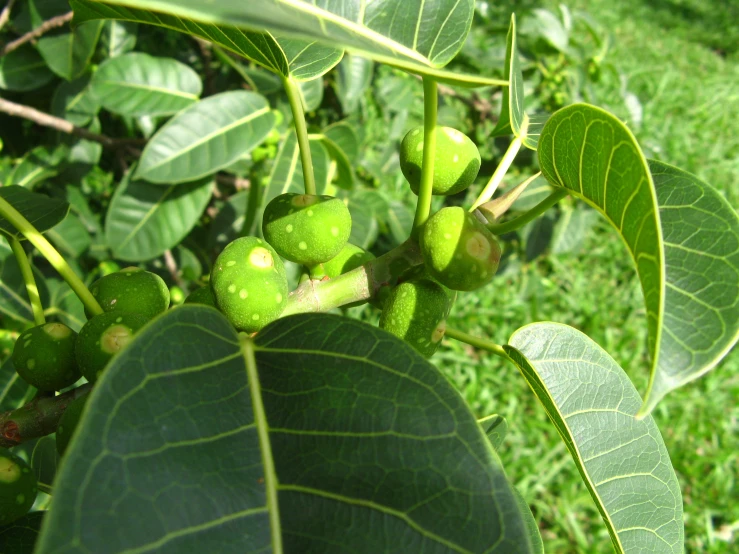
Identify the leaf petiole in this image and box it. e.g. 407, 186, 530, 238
486, 189, 569, 235
0, 196, 103, 316
444, 327, 512, 362
282, 75, 316, 196
470, 134, 523, 212
411, 77, 438, 237
8, 236, 45, 325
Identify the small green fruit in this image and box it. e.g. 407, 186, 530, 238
262, 193, 351, 265
56, 393, 90, 456
211, 237, 288, 333
87, 267, 170, 321
184, 286, 217, 308
420, 207, 501, 291
75, 312, 149, 383
400, 126, 481, 196
12, 323, 80, 391
0, 447, 37, 525
320, 243, 375, 278
170, 286, 185, 305
379, 279, 451, 358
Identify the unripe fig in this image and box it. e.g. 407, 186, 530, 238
262, 193, 351, 265
420, 207, 501, 291
0, 447, 37, 525
87, 267, 170, 321
12, 323, 80, 391
379, 279, 451, 358
56, 393, 90, 456
400, 126, 481, 196
211, 237, 288, 333
184, 286, 217, 308
320, 243, 375, 278
75, 312, 149, 383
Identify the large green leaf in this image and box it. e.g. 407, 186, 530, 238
135, 91, 274, 184
36, 308, 534, 553
51, 74, 101, 126
105, 171, 213, 262
537, 103, 739, 414
0, 512, 45, 554
0, 186, 70, 239
492, 14, 522, 138
0, 45, 54, 91
507, 323, 684, 554
89, 52, 202, 117
5, 145, 69, 189
273, 35, 343, 80
644, 160, 739, 410
31, 436, 60, 495
99, 20, 137, 57
46, 214, 92, 257
36, 20, 104, 80
334, 54, 373, 114
70, 0, 507, 87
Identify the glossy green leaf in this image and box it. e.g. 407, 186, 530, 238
507, 322, 684, 554
642, 160, 739, 411
521, 113, 550, 151
318, 134, 354, 190
99, 20, 137, 57
105, 171, 213, 262
275, 36, 343, 80
538, 103, 739, 414
207, 189, 248, 252
70, 0, 508, 88
36, 20, 104, 80
511, 487, 544, 554
0, 186, 70, 239
297, 77, 323, 112
551, 204, 598, 255
51, 74, 100, 126
0, 357, 35, 412
0, 45, 54, 91
5, 145, 68, 189
347, 198, 378, 250
324, 120, 362, 164
46, 213, 92, 257
135, 91, 274, 184
90, 52, 202, 117
334, 54, 373, 114
0, 512, 45, 554
36, 308, 534, 553
387, 200, 413, 246
45, 279, 86, 332
492, 14, 522, 138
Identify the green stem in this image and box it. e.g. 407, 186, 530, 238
487, 189, 568, 235
282, 75, 316, 196
8, 236, 45, 325
411, 77, 438, 237
444, 327, 511, 362
470, 135, 523, 212
282, 240, 422, 316
0, 384, 91, 448
0, 196, 103, 316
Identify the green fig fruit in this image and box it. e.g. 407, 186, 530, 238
262, 193, 351, 265
379, 279, 452, 358
12, 323, 80, 391
0, 447, 37, 525
400, 126, 481, 196
211, 237, 288, 333
320, 243, 375, 278
75, 312, 149, 383
420, 207, 501, 291
184, 286, 217, 308
56, 393, 90, 456
87, 267, 170, 321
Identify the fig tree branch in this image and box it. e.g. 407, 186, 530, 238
0, 384, 90, 448
0, 0, 16, 32
0, 11, 73, 57
281, 240, 423, 315
0, 98, 145, 148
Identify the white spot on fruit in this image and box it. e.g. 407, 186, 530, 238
453, 154, 459, 163
239, 289, 248, 299
252, 314, 260, 321
226, 260, 236, 267
249, 247, 274, 268
299, 241, 308, 250
411, 129, 420, 136
307, 210, 314, 217
228, 285, 236, 293
416, 142, 424, 152
444, 233, 452, 240
432, 320, 446, 342
331, 226, 339, 237
101, 325, 134, 354
275, 293, 283, 303
444, 128, 464, 143
27, 359, 35, 370
43, 322, 71, 340
286, 224, 294, 233
466, 232, 492, 261
0, 457, 20, 483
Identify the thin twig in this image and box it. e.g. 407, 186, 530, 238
0, 0, 16, 33
0, 11, 73, 57
0, 97, 145, 148
163, 249, 185, 290
215, 173, 250, 190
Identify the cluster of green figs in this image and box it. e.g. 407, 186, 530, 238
1, 125, 497, 522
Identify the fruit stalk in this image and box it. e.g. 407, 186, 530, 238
411, 77, 439, 236
486, 188, 569, 235
444, 327, 511, 361
282, 75, 316, 196
8, 236, 45, 325
470, 135, 523, 212
281, 240, 423, 315
0, 195, 103, 316
0, 384, 91, 448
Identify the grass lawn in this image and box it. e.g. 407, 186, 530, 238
437, 1, 739, 551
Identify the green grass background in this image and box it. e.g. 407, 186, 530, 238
438, 1, 738, 551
